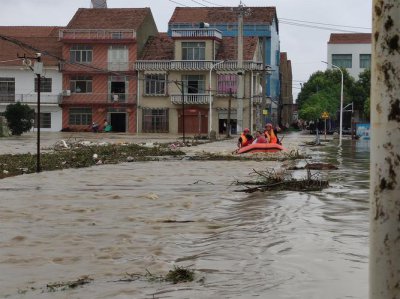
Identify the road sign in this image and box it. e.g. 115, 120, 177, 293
321, 111, 329, 119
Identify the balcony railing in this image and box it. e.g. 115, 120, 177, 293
171, 28, 222, 39
59, 29, 136, 40
170, 94, 209, 105
61, 93, 136, 104
60, 61, 134, 72
0, 94, 61, 104
135, 60, 264, 71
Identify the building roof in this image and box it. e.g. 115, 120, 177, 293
138, 34, 259, 61
0, 27, 62, 66
328, 33, 371, 44
139, 33, 174, 60
169, 7, 276, 25
216, 36, 259, 60
67, 8, 152, 29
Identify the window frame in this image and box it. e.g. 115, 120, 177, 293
34, 112, 51, 128
182, 74, 205, 94
332, 54, 352, 68
182, 42, 206, 60
70, 76, 93, 93
359, 54, 371, 69
34, 77, 52, 93
68, 107, 92, 125
70, 45, 93, 63
0, 77, 15, 102
217, 74, 238, 95
142, 108, 169, 133
144, 74, 166, 95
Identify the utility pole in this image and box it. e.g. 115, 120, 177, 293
227, 89, 232, 138
18, 53, 43, 172
370, 1, 400, 298
236, 3, 246, 134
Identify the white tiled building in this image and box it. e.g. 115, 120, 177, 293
327, 33, 371, 79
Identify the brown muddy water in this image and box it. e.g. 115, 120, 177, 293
0, 134, 369, 299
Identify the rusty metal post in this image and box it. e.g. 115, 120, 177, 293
370, 1, 400, 298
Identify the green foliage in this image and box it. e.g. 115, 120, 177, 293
4, 102, 34, 135
298, 68, 370, 122
364, 97, 370, 120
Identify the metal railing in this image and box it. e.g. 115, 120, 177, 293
135, 60, 264, 71
170, 94, 209, 105
60, 61, 134, 72
61, 93, 136, 104
59, 29, 136, 40
0, 94, 61, 104
171, 28, 222, 39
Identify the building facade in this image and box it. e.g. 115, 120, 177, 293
0, 27, 63, 132
327, 33, 371, 79
166, 6, 281, 130
279, 52, 294, 128
59, 8, 157, 133
135, 30, 264, 135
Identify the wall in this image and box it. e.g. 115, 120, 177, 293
327, 43, 371, 79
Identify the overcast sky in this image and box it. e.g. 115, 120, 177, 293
1, 0, 372, 100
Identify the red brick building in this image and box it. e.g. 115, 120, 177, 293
59, 8, 157, 132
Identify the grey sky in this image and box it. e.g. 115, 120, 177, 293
1, 0, 372, 100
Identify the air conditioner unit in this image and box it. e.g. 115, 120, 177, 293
112, 94, 119, 102
63, 90, 71, 96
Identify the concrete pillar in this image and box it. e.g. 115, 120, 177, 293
370, 1, 400, 298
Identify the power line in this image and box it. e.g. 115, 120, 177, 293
280, 17, 371, 30
189, 0, 207, 6
168, 0, 190, 7
198, 0, 224, 6
279, 20, 362, 33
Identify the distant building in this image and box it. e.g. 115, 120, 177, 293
327, 33, 371, 79
279, 52, 294, 128
135, 32, 264, 134
0, 26, 63, 131
59, 8, 157, 132
166, 6, 281, 129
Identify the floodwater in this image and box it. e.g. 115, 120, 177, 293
0, 133, 369, 299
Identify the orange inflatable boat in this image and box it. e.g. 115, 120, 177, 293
237, 143, 286, 154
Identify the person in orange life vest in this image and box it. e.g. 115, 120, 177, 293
237, 128, 253, 148
264, 123, 278, 144
252, 130, 267, 144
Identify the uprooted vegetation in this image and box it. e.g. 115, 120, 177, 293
0, 141, 185, 179
234, 167, 330, 193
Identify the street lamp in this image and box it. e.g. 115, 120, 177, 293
209, 60, 225, 137
322, 61, 344, 147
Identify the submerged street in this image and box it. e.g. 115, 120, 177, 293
0, 132, 369, 298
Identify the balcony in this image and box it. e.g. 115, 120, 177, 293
135, 60, 264, 71
0, 94, 61, 104
60, 61, 134, 73
59, 29, 136, 41
61, 93, 136, 105
170, 94, 209, 105
171, 28, 222, 40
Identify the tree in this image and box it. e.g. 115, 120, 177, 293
349, 68, 371, 120
4, 102, 35, 135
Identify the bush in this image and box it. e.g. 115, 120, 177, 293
4, 102, 35, 135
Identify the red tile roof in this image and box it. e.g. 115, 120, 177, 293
67, 8, 152, 29
0, 27, 62, 66
169, 7, 276, 24
216, 36, 259, 60
328, 33, 371, 44
139, 33, 174, 60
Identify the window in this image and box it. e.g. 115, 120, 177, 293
69, 107, 92, 125
182, 75, 205, 94
70, 45, 93, 63
34, 113, 51, 128
0, 77, 15, 102
142, 108, 168, 132
145, 74, 166, 95
111, 32, 123, 39
360, 54, 371, 69
34, 77, 52, 92
182, 42, 205, 60
332, 54, 352, 68
70, 76, 92, 93
108, 45, 128, 71
217, 74, 238, 94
